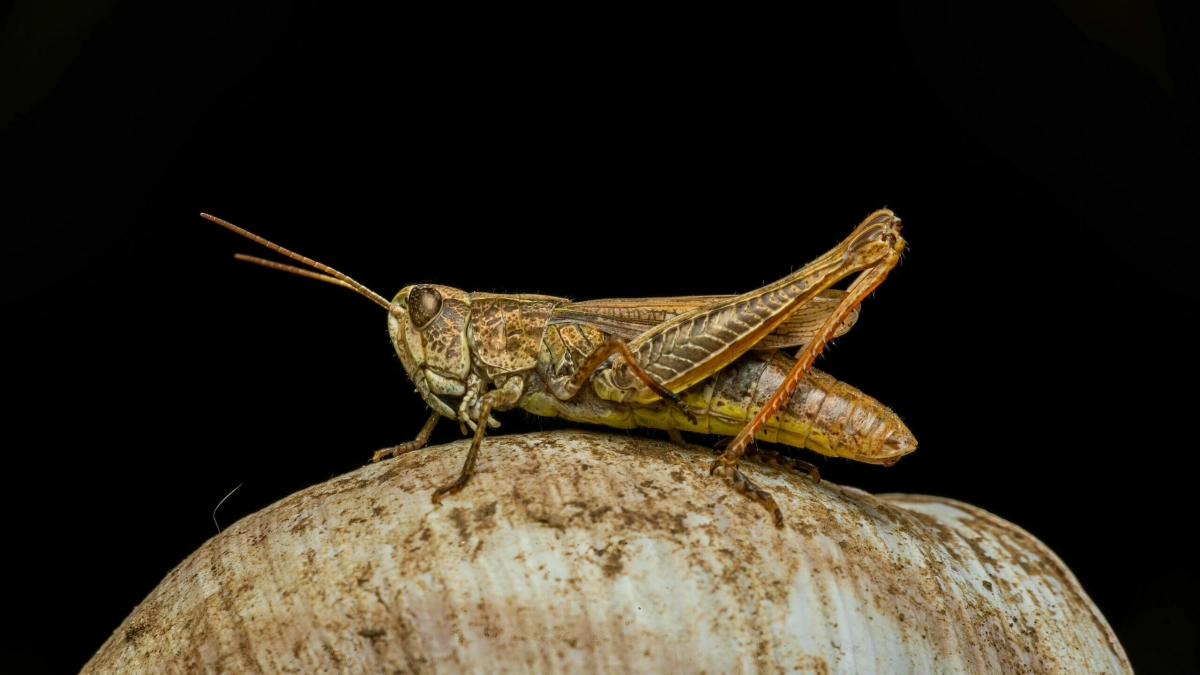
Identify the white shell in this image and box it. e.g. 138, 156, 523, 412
85, 431, 1130, 674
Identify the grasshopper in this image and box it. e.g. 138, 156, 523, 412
203, 210, 911, 524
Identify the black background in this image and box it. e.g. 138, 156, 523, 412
4, 2, 1198, 673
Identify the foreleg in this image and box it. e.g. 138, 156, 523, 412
371, 411, 441, 462
431, 375, 523, 503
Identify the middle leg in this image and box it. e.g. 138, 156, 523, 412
550, 336, 697, 423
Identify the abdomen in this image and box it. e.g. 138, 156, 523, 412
520, 350, 916, 465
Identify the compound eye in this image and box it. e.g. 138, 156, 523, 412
407, 285, 443, 328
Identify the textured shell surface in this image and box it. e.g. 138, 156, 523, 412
85, 431, 1130, 675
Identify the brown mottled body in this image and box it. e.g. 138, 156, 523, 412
204, 209, 911, 523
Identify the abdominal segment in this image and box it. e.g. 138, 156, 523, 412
520, 350, 916, 465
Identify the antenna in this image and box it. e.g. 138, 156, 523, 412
201, 213, 394, 312
233, 254, 357, 291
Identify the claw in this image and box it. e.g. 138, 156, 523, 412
431, 472, 471, 504
709, 459, 735, 477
